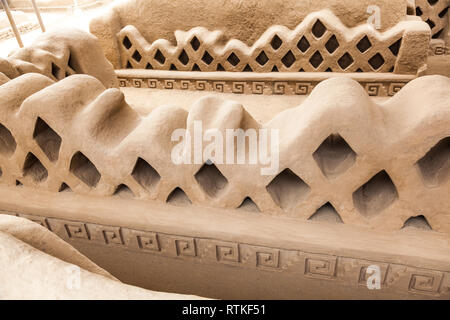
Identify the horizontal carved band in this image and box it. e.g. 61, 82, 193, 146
116, 69, 414, 97
6, 211, 450, 298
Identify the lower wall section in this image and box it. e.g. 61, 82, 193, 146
0, 186, 449, 299
0, 214, 448, 299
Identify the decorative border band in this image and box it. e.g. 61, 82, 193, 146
116, 70, 415, 97
5, 211, 449, 298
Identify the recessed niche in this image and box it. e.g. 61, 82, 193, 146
237, 197, 260, 212
195, 163, 228, 198
131, 157, 160, 191
69, 151, 101, 188
166, 187, 192, 206
59, 182, 72, 192
353, 170, 398, 219
313, 134, 356, 179
416, 137, 449, 188
308, 203, 343, 224
402, 215, 432, 231
113, 184, 134, 198
33, 117, 62, 163
23, 153, 48, 183
0, 123, 17, 157
266, 168, 310, 210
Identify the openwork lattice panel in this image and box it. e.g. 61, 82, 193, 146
0, 73, 449, 234
415, 0, 449, 39
117, 12, 421, 74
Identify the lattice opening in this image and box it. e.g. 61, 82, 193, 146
426, 19, 436, 29
281, 50, 296, 68
256, 51, 269, 66
192, 63, 201, 71
266, 168, 310, 210
70, 151, 101, 187
51, 63, 61, 80
67, 53, 78, 73
312, 19, 326, 38
166, 187, 192, 206
297, 36, 310, 53
195, 163, 228, 198
126, 61, 132, 69
439, 7, 448, 18
428, 0, 438, 6
272, 66, 279, 72
178, 49, 189, 65
190, 36, 200, 51
170, 64, 177, 70
202, 51, 214, 65
23, 153, 48, 183
270, 35, 283, 50
123, 36, 132, 49
154, 49, 166, 65
0, 167, 2, 178
146, 63, 153, 69
313, 134, 356, 179
325, 35, 339, 54
217, 64, 225, 71
243, 64, 253, 72
416, 7, 423, 16
417, 137, 449, 187
357, 36, 372, 53
338, 52, 354, 70
389, 39, 402, 56
0, 123, 16, 157
353, 170, 398, 219
402, 215, 432, 230
368, 53, 385, 70
132, 50, 142, 62
309, 51, 324, 68
59, 182, 72, 192
227, 52, 240, 66
131, 157, 160, 191
16, 180, 23, 186
113, 184, 134, 198
237, 197, 260, 212
309, 203, 343, 224
432, 29, 444, 39
33, 117, 61, 163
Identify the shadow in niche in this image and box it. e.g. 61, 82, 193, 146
402, 215, 432, 231
266, 168, 310, 210
417, 137, 449, 188
0, 123, 17, 157
33, 117, 62, 163
352, 170, 398, 219
309, 203, 343, 224
113, 184, 134, 198
166, 187, 192, 206
23, 153, 48, 183
69, 151, 101, 188
237, 197, 260, 212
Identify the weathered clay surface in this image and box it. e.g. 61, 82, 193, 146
0, 73, 448, 233
0, 216, 203, 299
90, 0, 429, 74
0, 214, 115, 279
0, 28, 117, 88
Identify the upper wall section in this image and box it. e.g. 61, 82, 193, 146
90, 0, 430, 74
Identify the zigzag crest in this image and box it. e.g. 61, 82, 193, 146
0, 73, 448, 234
